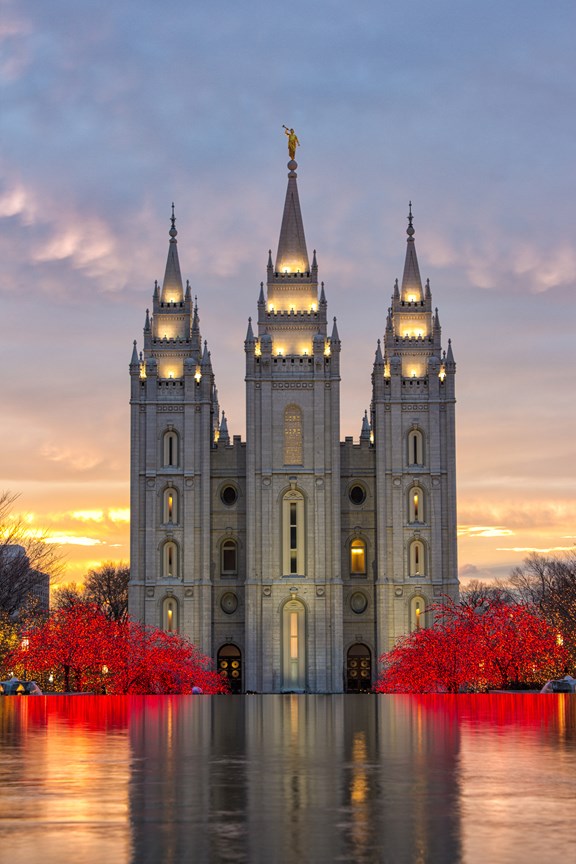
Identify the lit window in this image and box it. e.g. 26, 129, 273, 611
163, 430, 179, 467
350, 539, 367, 575
284, 405, 303, 465
282, 490, 305, 576
162, 597, 178, 632
290, 611, 298, 659
408, 429, 424, 465
410, 596, 427, 632
409, 488, 423, 523
163, 487, 178, 523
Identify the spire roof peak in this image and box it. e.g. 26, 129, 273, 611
161, 204, 183, 303
275, 159, 309, 275
401, 202, 423, 300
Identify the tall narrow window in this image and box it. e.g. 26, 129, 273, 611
163, 487, 178, 524
282, 490, 305, 576
410, 596, 427, 632
290, 503, 298, 574
163, 430, 179, 467
163, 541, 178, 579
409, 540, 425, 576
408, 429, 424, 465
284, 405, 303, 465
409, 487, 424, 523
282, 600, 306, 691
221, 539, 238, 576
350, 538, 367, 575
290, 611, 299, 659
162, 597, 178, 632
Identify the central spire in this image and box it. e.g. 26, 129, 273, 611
161, 203, 184, 303
275, 160, 310, 275
401, 201, 423, 302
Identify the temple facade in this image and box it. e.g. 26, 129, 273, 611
128, 156, 458, 693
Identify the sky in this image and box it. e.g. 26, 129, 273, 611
1, 0, 575, 588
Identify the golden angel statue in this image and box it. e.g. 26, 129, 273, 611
282, 126, 300, 160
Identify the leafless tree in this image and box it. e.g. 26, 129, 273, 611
510, 552, 576, 665
84, 562, 130, 623
52, 583, 84, 611
0, 491, 63, 620
459, 579, 515, 612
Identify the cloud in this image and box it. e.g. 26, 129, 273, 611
71, 510, 105, 523
45, 534, 103, 547
458, 526, 514, 539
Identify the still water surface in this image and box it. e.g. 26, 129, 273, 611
1, 694, 575, 864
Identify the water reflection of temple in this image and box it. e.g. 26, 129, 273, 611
128, 695, 463, 863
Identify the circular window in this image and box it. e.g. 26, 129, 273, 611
221, 592, 238, 615
350, 592, 368, 614
221, 485, 238, 506
349, 485, 366, 506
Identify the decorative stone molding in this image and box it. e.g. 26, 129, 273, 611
158, 406, 184, 412
184, 588, 193, 598
146, 587, 155, 597
262, 586, 272, 597
272, 382, 314, 390
316, 586, 325, 597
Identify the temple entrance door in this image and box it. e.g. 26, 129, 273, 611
346, 643, 372, 693
217, 644, 242, 693
282, 599, 306, 692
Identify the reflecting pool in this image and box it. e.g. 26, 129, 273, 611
1, 695, 576, 864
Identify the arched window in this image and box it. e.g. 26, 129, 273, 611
162, 540, 178, 579
350, 538, 367, 576
163, 430, 179, 467
410, 596, 427, 632
163, 487, 178, 524
221, 539, 238, 576
409, 540, 425, 577
409, 487, 424, 523
408, 429, 424, 465
162, 596, 178, 633
284, 405, 303, 465
282, 489, 305, 576
282, 599, 306, 691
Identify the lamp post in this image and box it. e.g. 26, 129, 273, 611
21, 637, 30, 681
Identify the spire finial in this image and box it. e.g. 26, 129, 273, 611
407, 201, 414, 238
169, 203, 177, 241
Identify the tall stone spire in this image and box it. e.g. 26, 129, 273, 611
275, 160, 310, 274
401, 202, 423, 301
161, 203, 184, 303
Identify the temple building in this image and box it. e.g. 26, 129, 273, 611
128, 153, 458, 693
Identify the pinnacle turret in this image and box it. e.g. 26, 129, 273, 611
219, 411, 230, 445
360, 410, 371, 442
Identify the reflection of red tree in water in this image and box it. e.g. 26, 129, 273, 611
7, 604, 228, 696
375, 598, 568, 694
405, 694, 576, 733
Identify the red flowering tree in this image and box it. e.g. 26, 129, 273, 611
107, 620, 228, 695
375, 597, 568, 693
7, 603, 228, 694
